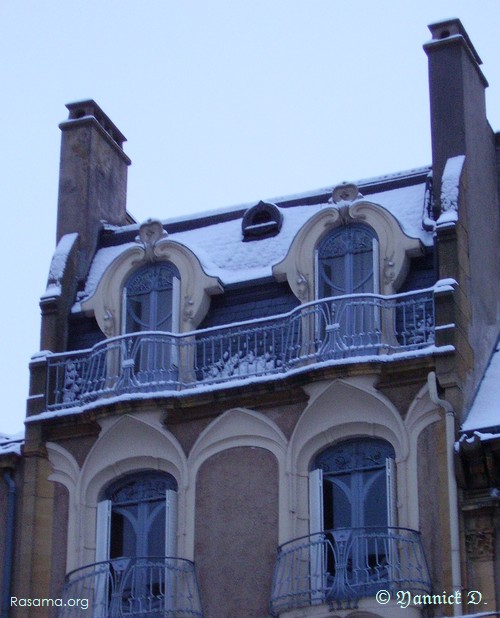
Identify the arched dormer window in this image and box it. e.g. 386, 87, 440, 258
124, 263, 180, 333
316, 224, 379, 299
273, 199, 422, 303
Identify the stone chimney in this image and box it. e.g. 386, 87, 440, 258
424, 20, 500, 415
423, 19, 490, 203
56, 100, 131, 280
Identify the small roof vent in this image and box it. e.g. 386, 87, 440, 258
242, 201, 283, 242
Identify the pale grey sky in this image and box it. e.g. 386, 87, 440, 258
1, 1, 499, 434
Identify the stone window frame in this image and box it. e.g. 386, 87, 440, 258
81, 238, 223, 338
273, 201, 423, 303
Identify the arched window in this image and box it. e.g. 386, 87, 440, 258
124, 263, 180, 333
94, 472, 179, 616
96, 471, 178, 562
315, 225, 380, 355
310, 438, 396, 533
123, 264, 181, 383
316, 224, 378, 299
308, 438, 397, 600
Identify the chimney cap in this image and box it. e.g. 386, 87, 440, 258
64, 99, 127, 148
427, 18, 482, 65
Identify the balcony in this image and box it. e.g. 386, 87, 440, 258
58, 557, 202, 617
270, 527, 431, 615
45, 288, 439, 411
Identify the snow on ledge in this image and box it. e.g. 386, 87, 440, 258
40, 233, 79, 299
437, 155, 465, 226
31, 350, 53, 361
26, 344, 455, 424
0, 430, 24, 457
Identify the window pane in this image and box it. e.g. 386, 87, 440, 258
329, 476, 352, 529
318, 225, 376, 298
148, 504, 167, 556
105, 472, 177, 559
363, 469, 387, 528
125, 264, 179, 332
313, 438, 395, 532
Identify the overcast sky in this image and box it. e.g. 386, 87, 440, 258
1, 1, 499, 435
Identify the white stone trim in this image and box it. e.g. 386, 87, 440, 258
273, 201, 422, 302
404, 383, 442, 531
81, 239, 223, 337
286, 377, 408, 541
47, 412, 188, 572
187, 408, 288, 555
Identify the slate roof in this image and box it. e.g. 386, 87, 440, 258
80, 167, 433, 300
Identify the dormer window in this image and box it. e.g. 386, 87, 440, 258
124, 262, 180, 333
315, 224, 380, 355
316, 224, 378, 299
242, 201, 283, 241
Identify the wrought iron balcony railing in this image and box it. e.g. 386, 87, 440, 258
270, 527, 432, 615
46, 288, 438, 410
58, 556, 203, 617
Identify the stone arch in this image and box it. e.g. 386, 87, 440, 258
404, 382, 442, 530
189, 407, 287, 472
286, 377, 410, 539
273, 201, 422, 302
49, 413, 188, 571
186, 407, 289, 548
81, 238, 223, 337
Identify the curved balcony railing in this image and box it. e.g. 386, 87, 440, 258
46, 288, 437, 410
270, 527, 431, 615
58, 556, 202, 617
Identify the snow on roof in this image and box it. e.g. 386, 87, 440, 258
367, 182, 430, 244
462, 341, 500, 433
81, 181, 431, 300
0, 431, 24, 457
171, 203, 314, 284
82, 242, 137, 300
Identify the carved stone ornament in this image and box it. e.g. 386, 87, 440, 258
337, 204, 354, 225
183, 295, 195, 323
102, 307, 115, 337
136, 218, 168, 261
465, 528, 495, 561
383, 253, 396, 285
331, 182, 363, 205
296, 271, 310, 301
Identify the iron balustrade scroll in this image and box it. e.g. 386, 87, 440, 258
269, 527, 432, 615
58, 556, 203, 617
46, 288, 437, 410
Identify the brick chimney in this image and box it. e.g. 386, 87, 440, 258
424, 20, 500, 414
56, 100, 131, 280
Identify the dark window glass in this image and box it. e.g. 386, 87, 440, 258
125, 263, 179, 333
317, 224, 376, 298
105, 472, 177, 559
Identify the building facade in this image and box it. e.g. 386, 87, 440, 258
1, 18, 499, 618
